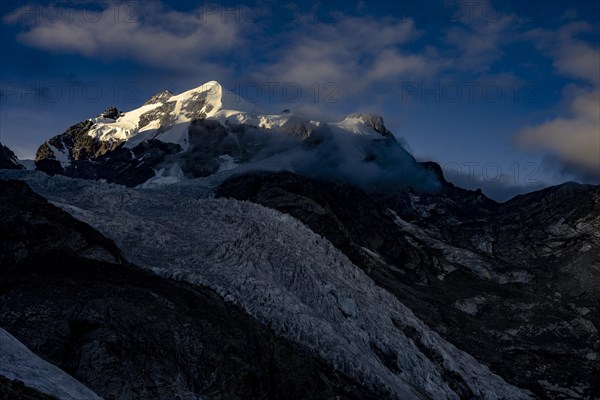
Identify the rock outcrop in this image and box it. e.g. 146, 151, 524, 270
0, 142, 24, 170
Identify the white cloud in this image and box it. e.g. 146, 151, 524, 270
554, 23, 600, 84
443, 0, 519, 72
518, 23, 600, 180
518, 87, 600, 179
254, 15, 437, 98
5, 2, 247, 71
367, 49, 436, 81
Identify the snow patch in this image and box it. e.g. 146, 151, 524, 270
453, 296, 487, 316
48, 144, 71, 167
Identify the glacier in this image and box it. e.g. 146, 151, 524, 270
0, 169, 533, 400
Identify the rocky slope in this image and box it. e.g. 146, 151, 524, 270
217, 170, 600, 399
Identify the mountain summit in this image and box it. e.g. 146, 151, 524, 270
86, 81, 257, 148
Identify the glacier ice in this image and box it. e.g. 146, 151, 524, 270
0, 170, 533, 400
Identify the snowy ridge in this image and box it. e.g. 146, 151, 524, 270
34, 80, 431, 191
0, 328, 102, 400
332, 115, 384, 136
5, 170, 533, 400
86, 80, 388, 151
87, 81, 265, 149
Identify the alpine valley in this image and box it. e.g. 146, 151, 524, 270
1, 81, 598, 400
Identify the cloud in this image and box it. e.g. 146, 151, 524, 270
216, 123, 441, 192
553, 23, 600, 84
254, 15, 437, 96
443, 0, 520, 72
4, 2, 439, 97
518, 87, 600, 180
367, 49, 436, 81
4, 1, 248, 72
517, 22, 600, 181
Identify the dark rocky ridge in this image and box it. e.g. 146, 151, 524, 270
66, 139, 182, 187
0, 142, 24, 170
143, 90, 174, 106
0, 180, 382, 400
34, 114, 182, 186
0, 178, 125, 267
100, 106, 122, 120
217, 170, 600, 399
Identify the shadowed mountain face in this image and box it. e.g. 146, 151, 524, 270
217, 170, 600, 399
0, 142, 24, 170
0, 180, 380, 400
34, 118, 182, 187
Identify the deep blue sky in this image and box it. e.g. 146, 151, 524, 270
1, 0, 599, 200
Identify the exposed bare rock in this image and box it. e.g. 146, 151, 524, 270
0, 142, 24, 170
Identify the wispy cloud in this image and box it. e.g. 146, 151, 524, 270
254, 15, 434, 92
4, 1, 248, 72
443, 0, 520, 72
517, 22, 600, 181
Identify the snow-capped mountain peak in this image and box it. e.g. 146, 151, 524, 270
171, 80, 256, 114
34, 80, 437, 190
84, 81, 394, 149
86, 80, 258, 149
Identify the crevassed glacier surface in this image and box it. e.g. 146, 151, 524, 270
1, 170, 533, 400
